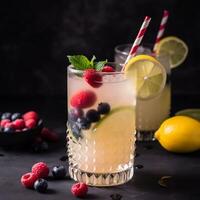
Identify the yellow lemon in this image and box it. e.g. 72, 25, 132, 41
155, 116, 200, 153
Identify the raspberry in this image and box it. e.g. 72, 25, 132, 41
0, 119, 11, 127
4, 122, 15, 129
83, 69, 102, 88
23, 111, 38, 121
13, 119, 25, 130
70, 90, 96, 109
40, 127, 59, 142
32, 162, 49, 178
25, 119, 37, 129
21, 172, 38, 188
71, 182, 88, 198
102, 65, 115, 72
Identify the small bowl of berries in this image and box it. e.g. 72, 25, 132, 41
0, 111, 43, 147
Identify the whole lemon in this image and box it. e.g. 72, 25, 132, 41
155, 116, 200, 153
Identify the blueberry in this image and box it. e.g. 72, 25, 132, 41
86, 109, 100, 122
97, 102, 111, 114
69, 108, 84, 121
4, 127, 15, 133
1, 112, 12, 120
34, 178, 48, 193
77, 117, 91, 130
71, 123, 82, 139
52, 165, 66, 179
11, 113, 22, 121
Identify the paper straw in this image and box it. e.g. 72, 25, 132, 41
122, 16, 151, 70
153, 10, 169, 52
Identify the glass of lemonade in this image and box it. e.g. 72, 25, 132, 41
67, 62, 136, 186
115, 44, 171, 141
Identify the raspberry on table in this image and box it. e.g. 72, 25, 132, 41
21, 172, 38, 188
31, 162, 49, 178
71, 182, 88, 198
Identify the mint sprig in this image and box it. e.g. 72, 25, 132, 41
67, 55, 107, 71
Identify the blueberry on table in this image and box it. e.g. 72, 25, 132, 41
11, 113, 22, 121
52, 165, 66, 179
86, 109, 100, 122
1, 112, 12, 120
34, 178, 48, 193
77, 117, 91, 130
97, 102, 111, 114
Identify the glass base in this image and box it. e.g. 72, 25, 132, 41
69, 165, 134, 187
136, 130, 155, 141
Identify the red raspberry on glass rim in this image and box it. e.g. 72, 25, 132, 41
83, 69, 102, 88
102, 65, 115, 72
71, 182, 88, 198
70, 90, 97, 109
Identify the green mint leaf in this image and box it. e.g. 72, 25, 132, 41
90, 55, 96, 66
94, 60, 107, 71
67, 55, 92, 70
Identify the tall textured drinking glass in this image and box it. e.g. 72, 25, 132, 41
67, 63, 136, 186
114, 44, 171, 141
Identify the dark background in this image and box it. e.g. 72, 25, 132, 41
0, 0, 199, 97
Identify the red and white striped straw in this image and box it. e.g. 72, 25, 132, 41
153, 10, 169, 52
123, 16, 151, 70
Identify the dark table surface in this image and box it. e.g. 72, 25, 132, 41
0, 95, 200, 200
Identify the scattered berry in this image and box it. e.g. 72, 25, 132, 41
70, 90, 97, 109
4, 127, 15, 133
13, 119, 25, 130
83, 69, 102, 88
32, 162, 49, 178
71, 182, 88, 198
25, 119, 37, 129
102, 65, 115, 72
0, 119, 11, 127
40, 127, 59, 142
110, 193, 123, 200
11, 113, 22, 121
97, 102, 111, 114
86, 109, 100, 122
23, 111, 38, 121
4, 122, 15, 129
76, 117, 91, 130
1, 112, 12, 120
69, 108, 84, 121
21, 172, 38, 188
34, 178, 48, 193
52, 165, 66, 179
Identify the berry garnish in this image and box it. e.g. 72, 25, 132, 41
34, 178, 48, 193
83, 69, 102, 88
23, 111, 38, 121
76, 117, 91, 130
69, 108, 84, 121
102, 65, 115, 72
71, 182, 88, 198
21, 172, 38, 188
25, 119, 37, 129
97, 102, 111, 114
13, 119, 25, 130
1, 112, 12, 120
71, 123, 82, 140
70, 90, 97, 109
0, 119, 11, 127
86, 109, 100, 122
40, 127, 59, 142
11, 113, 22, 121
31, 162, 49, 178
52, 165, 66, 179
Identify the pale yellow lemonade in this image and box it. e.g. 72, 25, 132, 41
67, 65, 136, 186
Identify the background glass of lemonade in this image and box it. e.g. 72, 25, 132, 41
67, 63, 136, 186
115, 44, 171, 141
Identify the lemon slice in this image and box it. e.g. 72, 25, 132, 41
175, 109, 200, 121
124, 55, 166, 99
155, 36, 188, 68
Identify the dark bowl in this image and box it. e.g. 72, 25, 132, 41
0, 119, 43, 147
